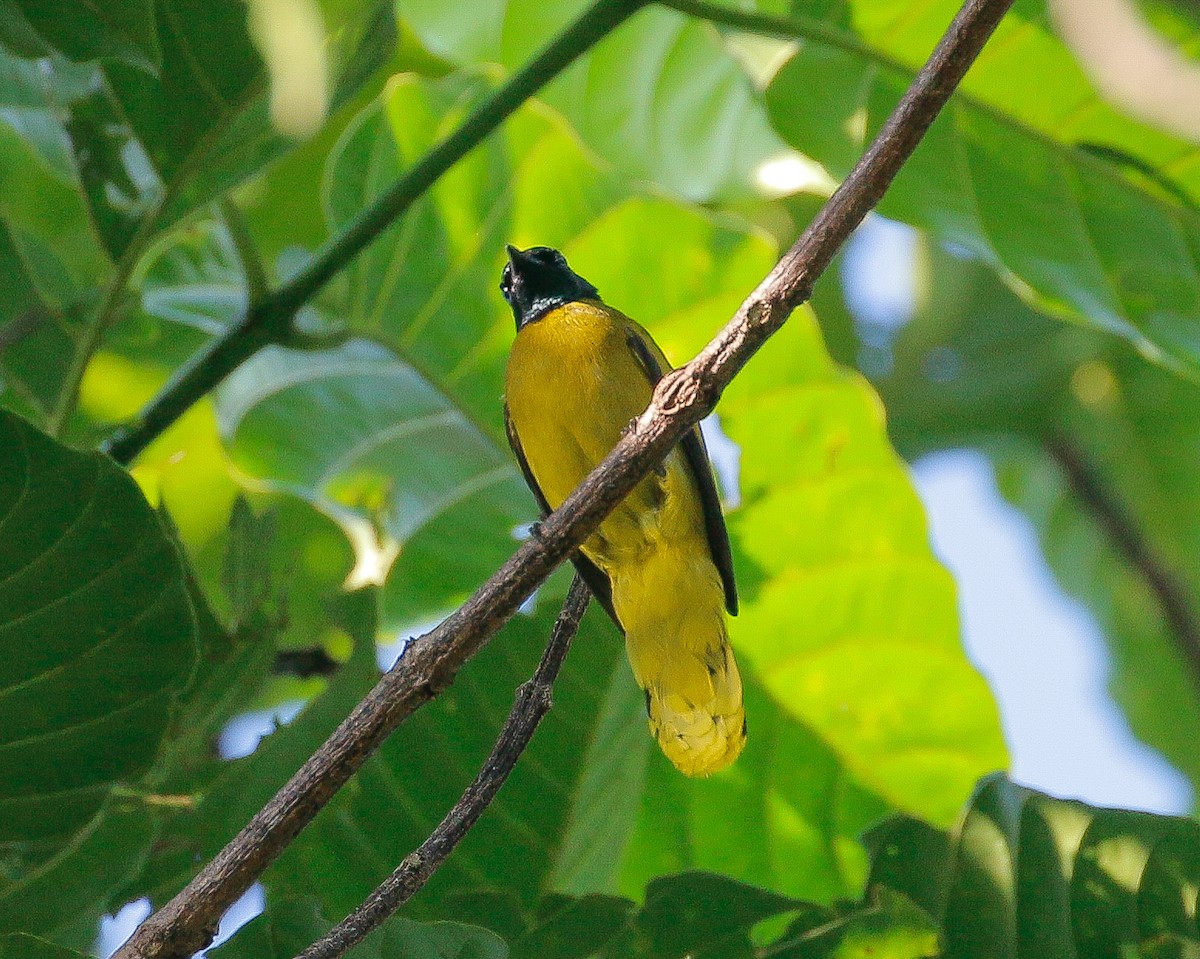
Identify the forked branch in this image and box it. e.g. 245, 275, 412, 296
295, 576, 591, 959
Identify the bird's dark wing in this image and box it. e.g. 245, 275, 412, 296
503, 403, 621, 629
623, 325, 738, 616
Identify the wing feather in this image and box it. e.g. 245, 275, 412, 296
623, 326, 738, 615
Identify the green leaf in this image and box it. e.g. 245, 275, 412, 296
209, 895, 509, 959
206, 592, 376, 815
789, 0, 1200, 198
265, 597, 635, 917
9, 0, 160, 71
0, 798, 157, 939
0, 222, 96, 428
763, 9, 1200, 377
97, 0, 395, 230
395, 0, 788, 202
0, 933, 91, 958
651, 296, 1007, 830
0, 409, 196, 840
873, 243, 1200, 796
102, 0, 262, 185
215, 339, 533, 626
0, 46, 91, 184
767, 888, 939, 959
867, 775, 1200, 959
205, 896, 330, 958
636, 872, 798, 957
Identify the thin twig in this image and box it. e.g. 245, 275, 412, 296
220, 199, 270, 307
294, 577, 591, 959
1046, 432, 1200, 690
114, 2, 1014, 956
101, 0, 649, 466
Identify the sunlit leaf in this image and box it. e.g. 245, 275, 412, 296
395, 0, 788, 202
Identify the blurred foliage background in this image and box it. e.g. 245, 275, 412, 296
2, 0, 1200, 956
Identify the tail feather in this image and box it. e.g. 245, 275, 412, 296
643, 631, 746, 776
615, 551, 746, 777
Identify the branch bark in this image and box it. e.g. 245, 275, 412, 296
100, 0, 649, 466
114, 1, 1014, 956
294, 576, 591, 959
1046, 432, 1200, 690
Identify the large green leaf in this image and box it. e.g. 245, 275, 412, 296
216, 340, 533, 627
209, 895, 510, 959
0, 409, 196, 841
787, 0, 1200, 195
867, 774, 1200, 957
872, 243, 1200, 796
394, 0, 788, 202
5, 0, 159, 71
759, 2, 1200, 376
0, 933, 91, 958
0, 799, 157, 940
265, 597, 637, 917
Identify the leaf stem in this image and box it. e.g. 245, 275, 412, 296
293, 576, 591, 959
1046, 432, 1200, 692
113, 1, 1014, 955
101, 0, 650, 466
220, 198, 270, 307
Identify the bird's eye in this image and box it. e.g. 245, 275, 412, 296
499, 264, 514, 301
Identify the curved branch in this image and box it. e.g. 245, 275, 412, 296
113, 1, 1014, 956
101, 0, 650, 466
295, 576, 592, 959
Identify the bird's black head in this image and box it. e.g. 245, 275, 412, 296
500, 245, 600, 330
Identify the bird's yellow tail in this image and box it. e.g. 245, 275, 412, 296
614, 551, 746, 777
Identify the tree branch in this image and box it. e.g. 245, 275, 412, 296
1045, 432, 1200, 691
100, 0, 650, 466
294, 576, 591, 959
113, 1, 1014, 956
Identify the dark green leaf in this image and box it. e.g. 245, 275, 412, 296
103, 0, 261, 183
208, 894, 508, 959
866, 775, 1200, 959
265, 597, 633, 917
0, 933, 91, 958
0, 799, 157, 938
206, 896, 329, 958
10, 0, 159, 71
0, 409, 196, 839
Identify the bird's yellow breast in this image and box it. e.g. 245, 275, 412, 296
504, 301, 703, 569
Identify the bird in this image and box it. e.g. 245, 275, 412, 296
500, 244, 745, 777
